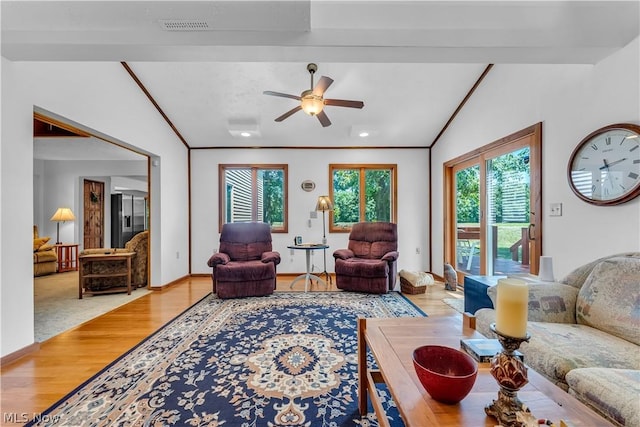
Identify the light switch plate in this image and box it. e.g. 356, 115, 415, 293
550, 203, 562, 216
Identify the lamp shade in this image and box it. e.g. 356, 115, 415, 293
316, 196, 333, 211
50, 207, 76, 222
301, 91, 324, 116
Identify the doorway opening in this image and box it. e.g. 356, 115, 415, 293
33, 111, 152, 341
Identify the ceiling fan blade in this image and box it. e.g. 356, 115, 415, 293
324, 99, 364, 109
275, 105, 302, 122
264, 91, 301, 101
313, 76, 334, 96
316, 110, 331, 127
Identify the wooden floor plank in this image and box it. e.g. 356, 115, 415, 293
0, 276, 458, 421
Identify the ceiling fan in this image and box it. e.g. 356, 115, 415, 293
263, 63, 364, 127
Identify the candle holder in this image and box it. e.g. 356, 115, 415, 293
485, 323, 532, 427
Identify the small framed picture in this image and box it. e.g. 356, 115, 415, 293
295, 236, 303, 245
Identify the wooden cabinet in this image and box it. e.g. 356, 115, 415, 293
78, 252, 135, 299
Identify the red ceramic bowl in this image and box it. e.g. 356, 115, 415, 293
412, 345, 478, 404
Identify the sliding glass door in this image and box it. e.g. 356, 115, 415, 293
446, 124, 542, 277
485, 145, 532, 275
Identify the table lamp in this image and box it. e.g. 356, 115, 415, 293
50, 207, 75, 244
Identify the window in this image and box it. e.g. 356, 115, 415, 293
219, 164, 288, 232
329, 164, 397, 232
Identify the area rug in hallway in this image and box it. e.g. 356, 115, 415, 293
29, 292, 425, 427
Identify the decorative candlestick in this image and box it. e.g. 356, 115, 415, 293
485, 323, 532, 427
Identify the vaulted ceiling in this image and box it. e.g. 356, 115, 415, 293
4, 1, 639, 155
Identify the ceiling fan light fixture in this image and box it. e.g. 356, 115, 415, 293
300, 91, 324, 116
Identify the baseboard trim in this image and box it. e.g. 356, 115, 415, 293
149, 274, 192, 291
1, 342, 40, 366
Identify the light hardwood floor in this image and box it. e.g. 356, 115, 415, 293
0, 275, 460, 422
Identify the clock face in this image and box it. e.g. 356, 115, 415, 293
568, 124, 640, 205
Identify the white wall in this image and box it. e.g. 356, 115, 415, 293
1, 60, 189, 357
33, 159, 147, 248
191, 148, 430, 278
431, 37, 640, 279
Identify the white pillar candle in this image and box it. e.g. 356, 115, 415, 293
495, 278, 529, 338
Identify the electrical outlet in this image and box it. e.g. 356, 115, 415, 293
176, 251, 180, 259
550, 203, 562, 217
415, 247, 421, 254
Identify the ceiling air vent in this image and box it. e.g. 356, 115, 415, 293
158, 20, 215, 31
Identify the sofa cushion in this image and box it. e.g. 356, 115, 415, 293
215, 260, 275, 283
521, 322, 640, 389
527, 283, 578, 323
576, 256, 640, 345
566, 368, 640, 427
34, 236, 50, 251
335, 258, 389, 278
33, 250, 57, 263
560, 252, 640, 289
486, 282, 578, 323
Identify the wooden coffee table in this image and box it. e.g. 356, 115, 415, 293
357, 316, 613, 426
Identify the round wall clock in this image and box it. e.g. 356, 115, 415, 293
568, 123, 640, 205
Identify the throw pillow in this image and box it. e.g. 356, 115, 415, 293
576, 256, 640, 345
33, 236, 51, 251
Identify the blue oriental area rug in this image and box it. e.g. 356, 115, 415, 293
28, 292, 425, 427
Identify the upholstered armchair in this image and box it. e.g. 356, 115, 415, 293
33, 225, 58, 276
124, 230, 149, 288
207, 222, 281, 299
333, 222, 399, 294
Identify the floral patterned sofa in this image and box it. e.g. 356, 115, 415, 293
475, 252, 640, 427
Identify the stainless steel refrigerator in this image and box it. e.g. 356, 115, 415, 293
111, 193, 148, 248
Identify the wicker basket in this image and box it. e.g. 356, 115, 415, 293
400, 276, 426, 294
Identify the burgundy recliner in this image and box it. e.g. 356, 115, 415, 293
207, 222, 281, 299
333, 222, 399, 294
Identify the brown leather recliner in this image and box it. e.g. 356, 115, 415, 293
207, 222, 281, 299
333, 222, 399, 294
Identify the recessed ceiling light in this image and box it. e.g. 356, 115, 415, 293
228, 119, 261, 138
350, 125, 378, 139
